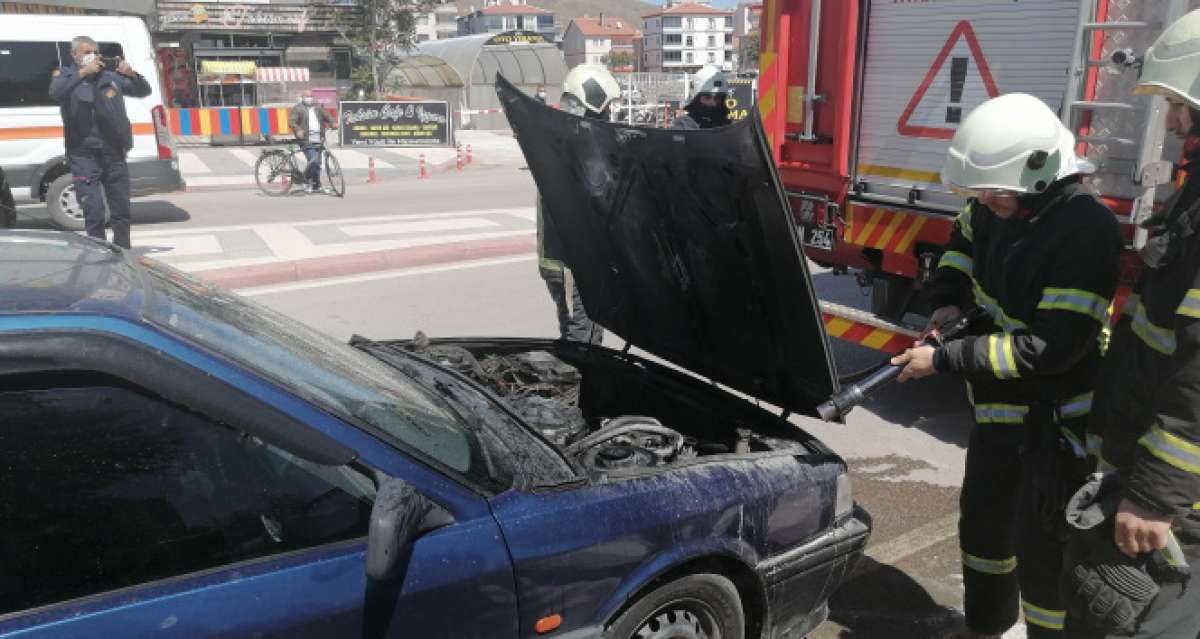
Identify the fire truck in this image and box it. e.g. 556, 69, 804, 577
757, 0, 1196, 353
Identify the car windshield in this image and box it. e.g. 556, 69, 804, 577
137, 258, 481, 481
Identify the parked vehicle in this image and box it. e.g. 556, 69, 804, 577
757, 0, 1194, 351
0, 167, 13, 228
0, 14, 183, 230
0, 80, 868, 637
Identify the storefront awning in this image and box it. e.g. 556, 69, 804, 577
200, 60, 257, 75
256, 67, 310, 82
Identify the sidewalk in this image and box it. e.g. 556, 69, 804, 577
178, 129, 525, 191
135, 206, 537, 289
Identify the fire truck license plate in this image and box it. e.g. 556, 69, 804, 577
803, 225, 836, 251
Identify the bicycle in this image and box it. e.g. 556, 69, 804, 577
254, 135, 345, 198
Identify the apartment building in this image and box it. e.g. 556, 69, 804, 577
563, 15, 638, 70
641, 2, 734, 73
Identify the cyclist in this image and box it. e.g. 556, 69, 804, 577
288, 90, 335, 194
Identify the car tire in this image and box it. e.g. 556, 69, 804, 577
606, 573, 745, 639
45, 173, 90, 231
0, 175, 14, 229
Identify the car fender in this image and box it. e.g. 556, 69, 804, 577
588, 533, 763, 629
30, 156, 68, 198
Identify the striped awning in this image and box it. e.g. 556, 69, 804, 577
256, 67, 310, 82
199, 60, 257, 75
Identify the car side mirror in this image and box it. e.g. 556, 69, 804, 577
366, 477, 435, 581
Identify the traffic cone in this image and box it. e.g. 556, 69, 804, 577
419, 153, 427, 179
456, 145, 464, 171
366, 156, 377, 183
466, 144, 473, 165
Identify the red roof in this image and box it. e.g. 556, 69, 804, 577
643, 3, 732, 18
480, 3, 552, 15
571, 16, 638, 37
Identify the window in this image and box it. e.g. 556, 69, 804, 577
708, 35, 716, 47
725, 33, 733, 44
1, 40, 122, 109
683, 18, 691, 29
664, 50, 681, 62
707, 51, 715, 63
665, 33, 682, 45
726, 15, 733, 27
685, 36, 693, 47
662, 16, 680, 28
685, 52, 693, 63
709, 18, 716, 29
0, 380, 375, 615
538, 15, 553, 27
333, 49, 352, 80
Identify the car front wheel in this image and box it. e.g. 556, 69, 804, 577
606, 573, 745, 639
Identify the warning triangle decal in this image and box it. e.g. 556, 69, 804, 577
897, 20, 999, 140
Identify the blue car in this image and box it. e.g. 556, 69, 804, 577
0, 87, 868, 639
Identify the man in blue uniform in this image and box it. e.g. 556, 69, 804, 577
49, 36, 151, 249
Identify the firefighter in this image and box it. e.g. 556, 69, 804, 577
891, 93, 1123, 638
671, 65, 731, 129
535, 64, 617, 344
1062, 10, 1200, 637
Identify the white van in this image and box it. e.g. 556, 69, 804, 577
0, 15, 183, 230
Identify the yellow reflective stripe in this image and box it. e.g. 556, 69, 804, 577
1022, 598, 1065, 630
1178, 289, 1200, 319
1086, 432, 1103, 458
1060, 427, 1086, 458
974, 283, 1028, 333
957, 205, 974, 242
1126, 294, 1177, 355
987, 334, 1020, 379
962, 552, 1017, 575
1037, 287, 1110, 323
1059, 392, 1093, 419
975, 402, 1028, 424
938, 250, 973, 277
1139, 424, 1200, 474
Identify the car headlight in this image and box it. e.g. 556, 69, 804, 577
835, 471, 854, 521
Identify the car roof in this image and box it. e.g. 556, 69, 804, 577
0, 232, 144, 320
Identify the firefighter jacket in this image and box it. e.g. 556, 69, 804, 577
1089, 159, 1200, 539
49, 66, 151, 154
928, 180, 1124, 425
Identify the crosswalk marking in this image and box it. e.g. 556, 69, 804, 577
340, 217, 500, 237
141, 234, 223, 258
228, 149, 261, 168
178, 152, 211, 175
333, 149, 394, 170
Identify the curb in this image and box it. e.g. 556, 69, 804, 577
194, 233, 536, 290
179, 155, 483, 193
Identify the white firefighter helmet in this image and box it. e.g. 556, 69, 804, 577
688, 65, 729, 103
1135, 9, 1200, 109
941, 93, 1092, 196
561, 64, 620, 116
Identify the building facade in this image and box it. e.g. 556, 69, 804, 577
641, 2, 733, 74
457, 0, 554, 41
563, 15, 638, 70
154, 1, 362, 108
415, 2, 459, 43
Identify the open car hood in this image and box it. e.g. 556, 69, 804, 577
497, 75, 838, 416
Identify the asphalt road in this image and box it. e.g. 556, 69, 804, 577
14, 162, 1008, 637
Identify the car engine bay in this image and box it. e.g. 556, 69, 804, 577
404, 334, 814, 478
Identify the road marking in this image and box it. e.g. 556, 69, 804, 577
178, 152, 211, 175
859, 511, 958, 574
253, 224, 317, 262
238, 254, 536, 296
340, 217, 500, 237
184, 175, 257, 187
334, 149, 394, 169
139, 234, 222, 257
228, 149, 260, 168
131, 207, 536, 238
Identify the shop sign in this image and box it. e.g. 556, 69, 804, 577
486, 30, 547, 45
339, 101, 452, 147
158, 2, 355, 32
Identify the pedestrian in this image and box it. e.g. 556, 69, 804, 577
890, 93, 1123, 638
534, 84, 547, 104
535, 65, 619, 344
49, 35, 151, 249
288, 89, 335, 194
671, 65, 731, 129
1062, 10, 1200, 637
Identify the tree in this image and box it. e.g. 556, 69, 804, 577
336, 0, 431, 98
739, 33, 760, 71
605, 51, 636, 71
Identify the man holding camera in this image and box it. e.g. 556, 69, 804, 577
49, 35, 151, 249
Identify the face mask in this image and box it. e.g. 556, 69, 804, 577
81, 52, 97, 66
537, 91, 546, 99
302, 97, 314, 106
